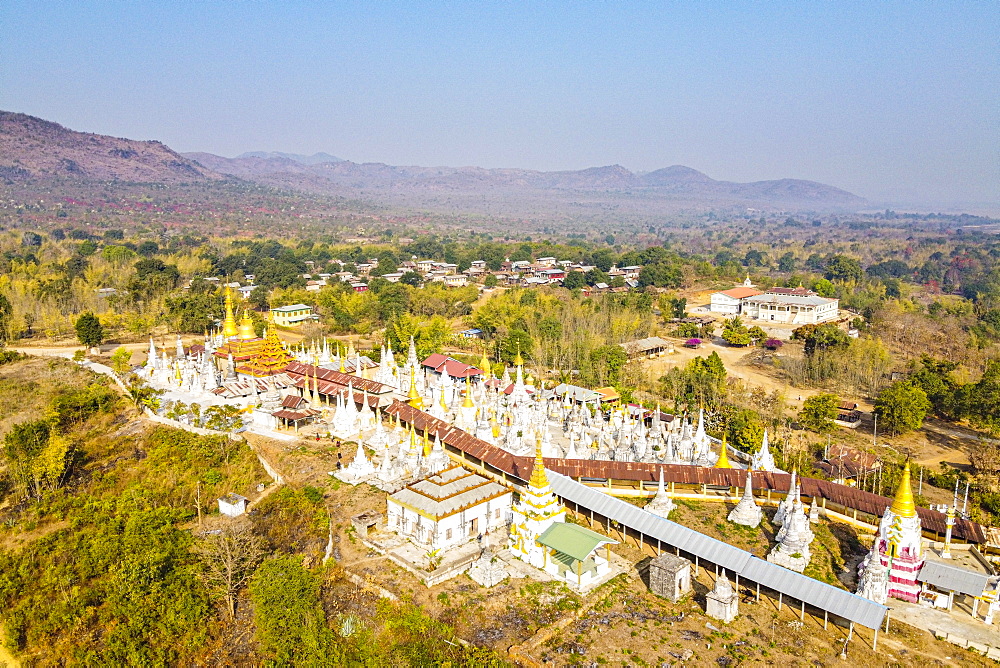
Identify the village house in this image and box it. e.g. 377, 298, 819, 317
270, 304, 316, 327
709, 286, 763, 315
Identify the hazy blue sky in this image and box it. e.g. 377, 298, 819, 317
2, 2, 997, 206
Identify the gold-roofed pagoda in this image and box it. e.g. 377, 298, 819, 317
236, 328, 297, 377
214, 309, 266, 362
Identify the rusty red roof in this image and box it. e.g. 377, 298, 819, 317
384, 400, 986, 544
421, 354, 483, 378
284, 361, 391, 395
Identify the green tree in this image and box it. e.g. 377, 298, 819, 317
722, 316, 751, 346
726, 408, 765, 452
747, 326, 767, 343
874, 381, 931, 436
562, 271, 586, 290
813, 278, 836, 297
75, 312, 104, 348
499, 329, 534, 364
910, 355, 959, 417
400, 271, 423, 287
250, 556, 337, 665
0, 292, 12, 341
659, 295, 687, 319
778, 252, 796, 273
110, 347, 133, 375
483, 274, 499, 288
824, 255, 864, 282
799, 393, 839, 432
589, 344, 628, 386
956, 360, 1000, 435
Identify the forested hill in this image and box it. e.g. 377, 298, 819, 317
0, 111, 221, 184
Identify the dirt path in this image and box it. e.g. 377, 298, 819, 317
638, 337, 823, 408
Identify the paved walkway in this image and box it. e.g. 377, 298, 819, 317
886, 597, 997, 647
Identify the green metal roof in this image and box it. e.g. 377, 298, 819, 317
537, 522, 616, 563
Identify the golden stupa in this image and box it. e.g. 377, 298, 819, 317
214, 306, 266, 363
221, 285, 239, 339
462, 377, 475, 408
889, 461, 917, 518
407, 367, 424, 410
715, 434, 732, 469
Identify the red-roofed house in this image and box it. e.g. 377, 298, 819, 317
709, 286, 763, 315
421, 354, 484, 379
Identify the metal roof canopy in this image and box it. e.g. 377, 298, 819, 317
547, 472, 888, 630
537, 522, 617, 563
917, 560, 991, 597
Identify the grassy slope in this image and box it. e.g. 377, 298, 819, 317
0, 357, 510, 666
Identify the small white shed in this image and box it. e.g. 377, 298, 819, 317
218, 493, 249, 518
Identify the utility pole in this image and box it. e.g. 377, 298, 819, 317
872, 412, 878, 448
962, 481, 969, 517
918, 466, 923, 497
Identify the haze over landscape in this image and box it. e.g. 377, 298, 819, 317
1, 1, 997, 210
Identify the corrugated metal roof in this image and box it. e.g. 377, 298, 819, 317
537, 522, 616, 562
547, 472, 888, 630
917, 560, 991, 597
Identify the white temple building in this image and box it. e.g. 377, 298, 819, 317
386, 466, 512, 552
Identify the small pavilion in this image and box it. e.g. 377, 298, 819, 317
536, 522, 617, 588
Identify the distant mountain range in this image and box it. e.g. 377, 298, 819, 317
184, 153, 866, 210
0, 110, 866, 211
236, 151, 343, 165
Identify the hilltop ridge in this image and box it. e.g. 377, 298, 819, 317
0, 110, 866, 212
0, 111, 220, 184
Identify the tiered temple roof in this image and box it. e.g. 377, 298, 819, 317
236, 328, 297, 377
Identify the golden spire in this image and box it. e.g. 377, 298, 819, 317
222, 285, 239, 339
407, 367, 424, 410
338, 344, 346, 373
237, 309, 256, 340
408, 424, 418, 453
889, 460, 917, 518
439, 385, 449, 411
513, 344, 524, 367
715, 435, 732, 469
422, 431, 432, 457
528, 436, 550, 490
480, 349, 491, 380
462, 376, 475, 408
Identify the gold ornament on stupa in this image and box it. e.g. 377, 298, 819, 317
528, 436, 550, 490
715, 434, 732, 469
462, 376, 475, 408
222, 285, 239, 339
480, 349, 492, 380
407, 367, 424, 410
237, 310, 256, 340
889, 461, 917, 518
